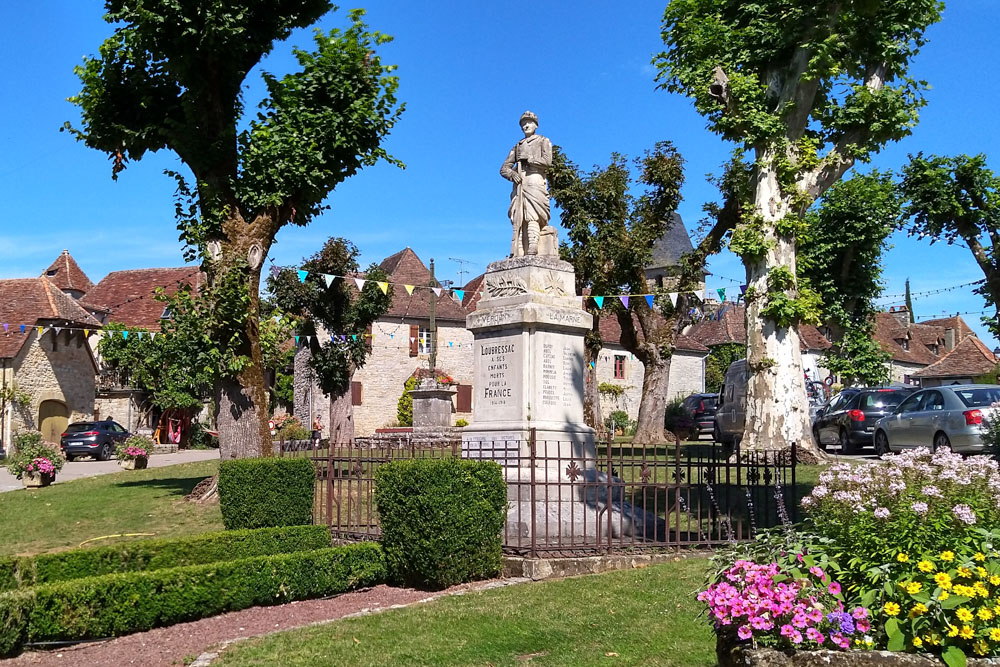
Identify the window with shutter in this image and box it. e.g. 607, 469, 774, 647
456, 384, 472, 412
351, 381, 363, 406
409, 324, 419, 357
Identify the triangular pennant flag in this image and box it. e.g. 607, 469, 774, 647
20, 325, 25, 334
619, 295, 630, 308
453, 289, 465, 302
54, 327, 62, 335
330, 334, 336, 342
305, 335, 312, 344
351, 334, 358, 341
341, 335, 347, 342
740, 284, 747, 295
390, 333, 394, 339
269, 265, 281, 278
297, 270, 308, 283
2, 324, 7, 333
410, 337, 416, 343
404, 284, 415, 295
593, 296, 605, 308
377, 281, 388, 294
122, 331, 128, 340
668, 293, 678, 307
589, 361, 596, 369
432, 287, 442, 297
150, 332, 156, 340
448, 341, 453, 347
137, 331, 144, 340
354, 278, 366, 291
645, 294, 654, 309
717, 288, 726, 301
323, 274, 335, 288
295, 335, 300, 346
83, 329, 89, 337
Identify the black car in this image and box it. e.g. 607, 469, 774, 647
812, 387, 917, 454
680, 393, 719, 438
60, 420, 131, 461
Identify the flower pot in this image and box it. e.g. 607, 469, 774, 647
22, 472, 55, 488
119, 457, 148, 470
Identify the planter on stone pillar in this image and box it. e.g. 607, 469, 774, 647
22, 472, 55, 488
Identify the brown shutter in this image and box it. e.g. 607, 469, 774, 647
365, 324, 373, 352
351, 381, 363, 406
409, 324, 419, 357
456, 384, 472, 412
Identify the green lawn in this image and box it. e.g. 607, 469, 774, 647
216, 557, 715, 667
0, 460, 222, 556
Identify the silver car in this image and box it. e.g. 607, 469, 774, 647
873, 384, 1000, 455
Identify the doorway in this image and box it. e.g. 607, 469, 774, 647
38, 400, 69, 444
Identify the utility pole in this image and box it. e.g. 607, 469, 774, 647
449, 257, 474, 287
429, 258, 437, 376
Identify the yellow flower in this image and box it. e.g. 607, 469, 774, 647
976, 552, 988, 562
941, 551, 956, 562
905, 581, 924, 595
979, 567, 989, 579
958, 607, 975, 622
911, 603, 929, 617
955, 585, 975, 597
925, 634, 941, 646
884, 601, 901, 616
935, 572, 953, 589
918, 560, 936, 573
912, 636, 923, 648
961, 626, 976, 640
994, 603, 1000, 616
975, 639, 990, 656
939, 591, 951, 601
990, 575, 1000, 586
975, 582, 991, 598
980, 607, 995, 621
991, 628, 1000, 642
948, 625, 960, 638
959, 567, 973, 578
898, 553, 910, 563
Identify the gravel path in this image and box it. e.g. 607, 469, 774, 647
0, 450, 219, 493
5, 580, 522, 667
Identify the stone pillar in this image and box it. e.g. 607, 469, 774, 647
410, 379, 457, 427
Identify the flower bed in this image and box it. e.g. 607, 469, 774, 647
116, 435, 151, 470
5, 432, 64, 488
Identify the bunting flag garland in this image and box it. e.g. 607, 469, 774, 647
404, 284, 415, 295
619, 295, 629, 308
717, 288, 726, 301
122, 331, 128, 340
668, 293, 678, 307
295, 335, 300, 345
354, 278, 366, 291
645, 295, 654, 309
740, 284, 747, 295
432, 287, 442, 297
20, 325, 25, 334
323, 274, 335, 288
297, 270, 308, 283
269, 265, 281, 279
589, 361, 595, 369
377, 281, 389, 295
593, 296, 604, 308
2, 324, 6, 333
453, 289, 465, 302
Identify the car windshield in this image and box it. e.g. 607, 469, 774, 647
954, 387, 1000, 408
701, 397, 717, 409
862, 391, 911, 410
64, 423, 97, 433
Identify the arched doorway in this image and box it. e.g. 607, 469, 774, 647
38, 400, 69, 444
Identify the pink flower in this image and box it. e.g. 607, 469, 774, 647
792, 614, 808, 628
851, 607, 868, 620
828, 582, 841, 596
750, 616, 771, 630
809, 566, 825, 580
856, 619, 870, 633
780, 624, 795, 638
737, 626, 753, 640
806, 628, 824, 644
791, 631, 803, 644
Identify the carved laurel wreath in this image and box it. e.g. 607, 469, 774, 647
486, 276, 528, 297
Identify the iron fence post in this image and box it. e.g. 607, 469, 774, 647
606, 435, 613, 553
529, 428, 537, 559
791, 441, 798, 523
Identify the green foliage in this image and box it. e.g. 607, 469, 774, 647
116, 435, 152, 461
454, 419, 468, 428
901, 153, 1000, 336
374, 459, 506, 590
187, 421, 219, 450
0, 525, 330, 593
663, 397, 694, 438
5, 434, 64, 479
274, 415, 310, 442
0, 543, 385, 656
397, 376, 418, 427
267, 238, 392, 399
605, 410, 631, 434
705, 343, 746, 394
728, 220, 771, 261
820, 327, 891, 387
218, 458, 316, 529
597, 382, 626, 398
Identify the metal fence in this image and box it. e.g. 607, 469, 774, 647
277, 432, 797, 557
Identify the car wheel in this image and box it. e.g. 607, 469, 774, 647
874, 431, 890, 456
812, 426, 826, 451
933, 432, 953, 453
98, 442, 114, 461
65, 454, 75, 462
839, 428, 855, 455
713, 423, 723, 444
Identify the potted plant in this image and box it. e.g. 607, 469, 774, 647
116, 435, 151, 470
7, 431, 65, 488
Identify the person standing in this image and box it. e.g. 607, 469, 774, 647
500, 111, 554, 256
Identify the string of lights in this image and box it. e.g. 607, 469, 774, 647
875, 278, 985, 301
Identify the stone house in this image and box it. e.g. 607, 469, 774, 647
0, 278, 100, 449
910, 335, 998, 386
871, 307, 978, 385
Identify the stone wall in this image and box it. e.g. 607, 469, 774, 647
11, 329, 96, 434
594, 344, 707, 420
888, 360, 924, 385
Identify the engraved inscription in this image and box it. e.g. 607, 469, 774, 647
482, 341, 515, 405
469, 309, 515, 328
541, 341, 559, 407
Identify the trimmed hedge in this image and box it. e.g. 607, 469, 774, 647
0, 542, 385, 656
0, 525, 330, 593
375, 458, 506, 590
218, 456, 316, 529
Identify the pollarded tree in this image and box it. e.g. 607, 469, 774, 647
267, 238, 392, 443
654, 0, 942, 451
900, 153, 1000, 337
66, 3, 403, 459
798, 171, 901, 386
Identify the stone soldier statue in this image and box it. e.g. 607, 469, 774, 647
500, 111, 555, 256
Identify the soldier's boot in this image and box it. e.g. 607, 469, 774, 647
526, 220, 540, 255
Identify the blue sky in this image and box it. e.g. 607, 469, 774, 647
1, 1, 998, 345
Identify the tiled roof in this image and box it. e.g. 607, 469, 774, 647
85, 267, 204, 331
41, 250, 93, 294
911, 335, 998, 379
0, 278, 100, 358
377, 249, 468, 322
462, 274, 485, 312
918, 315, 976, 340
598, 311, 709, 353
647, 212, 694, 269
873, 312, 944, 366
684, 303, 830, 352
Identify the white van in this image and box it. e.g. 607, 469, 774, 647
714, 359, 747, 445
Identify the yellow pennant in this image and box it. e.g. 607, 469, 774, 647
404, 284, 415, 295
377, 281, 389, 294
84, 329, 89, 337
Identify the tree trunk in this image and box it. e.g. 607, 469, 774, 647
741, 160, 824, 461
632, 352, 670, 445
583, 320, 604, 432
328, 381, 355, 446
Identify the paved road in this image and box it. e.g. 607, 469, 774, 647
0, 449, 219, 493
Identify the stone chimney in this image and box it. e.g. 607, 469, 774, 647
889, 306, 910, 328
944, 327, 956, 352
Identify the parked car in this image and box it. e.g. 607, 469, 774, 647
873, 384, 1000, 455
812, 387, 917, 454
60, 420, 131, 461
714, 360, 747, 445
679, 393, 719, 439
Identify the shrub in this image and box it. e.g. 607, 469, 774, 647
663, 397, 694, 439
116, 435, 152, 462
0, 525, 330, 592
0, 543, 385, 656
375, 459, 506, 590
605, 410, 630, 434
218, 457, 315, 529
273, 415, 309, 441
455, 418, 468, 427
5, 433, 64, 479
396, 376, 418, 426
188, 421, 218, 449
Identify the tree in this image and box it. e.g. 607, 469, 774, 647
267, 238, 391, 443
905, 278, 915, 323
798, 171, 900, 386
654, 0, 942, 451
900, 153, 1000, 337
551, 143, 736, 444
66, 3, 403, 459
705, 343, 746, 394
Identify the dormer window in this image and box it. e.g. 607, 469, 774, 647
46, 270, 57, 277
895, 338, 909, 351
